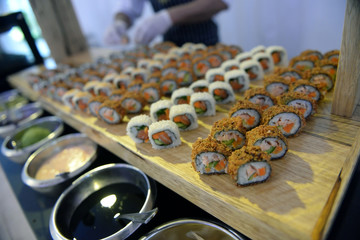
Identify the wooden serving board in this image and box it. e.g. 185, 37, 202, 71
8, 69, 360, 240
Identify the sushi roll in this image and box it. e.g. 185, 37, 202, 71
147, 60, 163, 74
191, 136, 232, 174
190, 80, 209, 93
177, 56, 192, 69
190, 92, 216, 116
266, 46, 288, 67
126, 114, 153, 143
159, 73, 178, 96
205, 68, 225, 83
289, 55, 319, 72
221, 59, 240, 72
141, 83, 162, 104
273, 67, 303, 83
148, 72, 162, 84
246, 125, 288, 160
290, 79, 323, 102
235, 52, 252, 64
300, 49, 324, 61
264, 75, 290, 97
148, 120, 181, 149
102, 73, 117, 85
150, 99, 173, 121
240, 60, 264, 81
127, 79, 144, 94
122, 66, 135, 76
324, 49, 340, 64
305, 67, 334, 92
169, 104, 198, 131
252, 52, 275, 74
163, 54, 178, 66
54, 83, 70, 102
228, 45, 243, 58
228, 100, 262, 130
94, 82, 114, 97
120, 60, 136, 70
137, 59, 151, 69
250, 45, 266, 55
62, 89, 80, 108
262, 105, 306, 137
132, 68, 149, 82
219, 48, 233, 61
88, 95, 108, 117
119, 92, 146, 114
209, 81, 235, 104
224, 69, 250, 92
277, 92, 317, 119
83, 81, 98, 96
210, 117, 247, 150
206, 51, 224, 68
193, 43, 207, 52
191, 50, 207, 61
152, 52, 166, 63
114, 74, 131, 90
192, 57, 211, 79
244, 88, 276, 110
161, 62, 178, 77
109, 89, 127, 101
319, 59, 338, 80
98, 100, 126, 124
171, 87, 194, 105
72, 91, 92, 112
227, 146, 271, 186
176, 68, 196, 86
177, 48, 191, 58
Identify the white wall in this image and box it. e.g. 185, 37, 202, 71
72, 0, 346, 58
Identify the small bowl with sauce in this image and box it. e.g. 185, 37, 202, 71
1, 116, 64, 164
21, 133, 98, 195
49, 163, 157, 240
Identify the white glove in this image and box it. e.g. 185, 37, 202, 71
104, 19, 128, 45
135, 10, 173, 45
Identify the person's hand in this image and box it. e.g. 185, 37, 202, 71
135, 10, 173, 45
104, 19, 129, 45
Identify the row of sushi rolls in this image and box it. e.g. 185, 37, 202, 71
27, 41, 339, 187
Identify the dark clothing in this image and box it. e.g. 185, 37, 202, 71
149, 0, 219, 46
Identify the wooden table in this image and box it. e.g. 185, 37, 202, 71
8, 53, 360, 239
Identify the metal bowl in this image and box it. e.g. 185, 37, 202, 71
21, 133, 97, 195
0, 89, 28, 112
1, 116, 64, 164
0, 102, 43, 138
140, 219, 245, 240
50, 163, 157, 240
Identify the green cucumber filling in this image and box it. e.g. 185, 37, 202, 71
265, 146, 276, 154
222, 138, 235, 146
195, 107, 206, 114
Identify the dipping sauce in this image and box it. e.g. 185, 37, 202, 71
35, 144, 95, 180
69, 183, 145, 240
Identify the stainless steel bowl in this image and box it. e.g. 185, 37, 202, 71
0, 102, 43, 138
50, 163, 157, 240
1, 116, 64, 164
21, 133, 97, 195
140, 219, 245, 240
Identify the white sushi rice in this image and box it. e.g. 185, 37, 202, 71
72, 92, 92, 112
147, 60, 163, 74
62, 89, 80, 109
121, 66, 134, 76
190, 80, 209, 92
83, 81, 98, 94
268, 112, 302, 137
237, 161, 271, 185
126, 114, 153, 143
94, 82, 114, 96
205, 68, 225, 83
102, 73, 117, 84
169, 104, 198, 131
254, 137, 288, 160
235, 51, 252, 63
137, 59, 151, 69
114, 74, 131, 89
288, 99, 313, 119
209, 81, 235, 104
171, 88, 194, 105
224, 69, 250, 92
253, 52, 275, 74
153, 53, 166, 63
150, 99, 173, 122
250, 45, 266, 55
132, 68, 149, 82
266, 46, 289, 66
221, 59, 240, 72
240, 60, 264, 81
190, 92, 216, 116
148, 120, 181, 149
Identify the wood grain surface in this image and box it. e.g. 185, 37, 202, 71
8, 72, 360, 240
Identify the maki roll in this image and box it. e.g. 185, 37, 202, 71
190, 92, 216, 116
228, 44, 243, 58
109, 89, 127, 101
266, 46, 288, 67
264, 75, 290, 97
147, 60, 163, 74
192, 57, 211, 79
132, 68, 149, 82
319, 59, 338, 80
88, 95, 108, 117
290, 79, 323, 102
102, 73, 117, 85
71, 76, 88, 90
119, 92, 146, 114
224, 69, 250, 92
250, 45, 266, 55
160, 73, 178, 96
126, 114, 153, 143
137, 59, 151, 69
148, 120, 181, 149
228, 100, 262, 130
262, 105, 306, 137
246, 125, 288, 160
62, 89, 80, 109
114, 74, 131, 89
122, 66, 135, 76
211, 117, 247, 150
150, 99, 173, 121
94, 82, 114, 97
83, 81, 98, 96
277, 92, 317, 119
220, 59, 240, 72
240, 60, 264, 81
161, 62, 178, 77
244, 88, 276, 110
54, 83, 70, 102
324, 49, 340, 64
227, 146, 271, 186
190, 80, 209, 93
128, 79, 144, 94
176, 68, 196, 86
305, 67, 334, 92
169, 104, 198, 131
98, 100, 126, 124
206, 51, 224, 68
253, 52, 275, 74
235, 52, 252, 64
171, 87, 193, 105
205, 68, 225, 83
148, 72, 162, 84
209, 81, 235, 104
141, 83, 162, 104
273, 67, 303, 83
73, 91, 92, 112
191, 136, 232, 174
300, 49, 324, 61
289, 55, 319, 71
163, 54, 178, 66
177, 56, 192, 69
